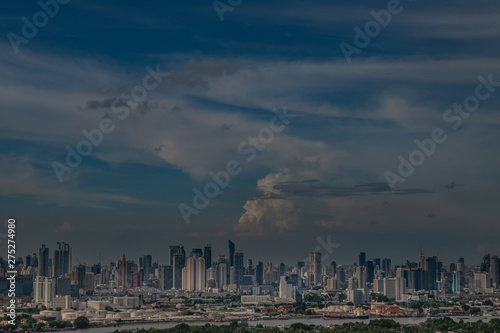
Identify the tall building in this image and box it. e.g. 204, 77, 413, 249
228, 240, 235, 267
234, 251, 244, 288
218, 260, 228, 288
365, 261, 374, 283
139, 255, 152, 281
279, 263, 285, 276
279, 276, 296, 300
173, 253, 186, 289
480, 254, 491, 272
330, 261, 337, 277
158, 265, 173, 290
204, 244, 212, 270
422, 256, 437, 291
359, 252, 366, 267
191, 248, 203, 257
309, 252, 322, 286
169, 245, 185, 266
34, 276, 56, 307
490, 256, 499, 288
38, 244, 49, 277
183, 256, 206, 291
256, 261, 263, 285
382, 258, 391, 277
53, 242, 71, 278
119, 254, 127, 288
452, 270, 464, 294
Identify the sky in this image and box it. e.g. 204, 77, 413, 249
0, 0, 500, 267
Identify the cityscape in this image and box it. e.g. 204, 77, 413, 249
1, 239, 500, 330
2, 0, 500, 332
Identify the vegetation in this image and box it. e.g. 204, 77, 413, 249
112, 318, 500, 333
74, 316, 91, 329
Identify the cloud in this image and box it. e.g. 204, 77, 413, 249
234, 198, 302, 237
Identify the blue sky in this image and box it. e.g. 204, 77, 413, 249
1, 0, 500, 266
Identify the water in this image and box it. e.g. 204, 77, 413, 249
71, 316, 496, 333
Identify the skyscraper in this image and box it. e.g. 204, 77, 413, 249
330, 261, 337, 277
228, 240, 235, 267
54, 242, 71, 278
234, 251, 244, 288
309, 252, 322, 286
256, 261, 263, 285
38, 244, 49, 277
169, 245, 186, 289
359, 252, 366, 267
139, 254, 152, 281
204, 244, 212, 270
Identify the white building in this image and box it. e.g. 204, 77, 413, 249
278, 276, 296, 301
347, 288, 369, 305
34, 276, 56, 307
87, 300, 110, 310
113, 296, 139, 308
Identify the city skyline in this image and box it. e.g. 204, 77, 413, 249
1, 1, 500, 269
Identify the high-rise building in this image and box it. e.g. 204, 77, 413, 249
139, 255, 152, 281
279, 263, 285, 276
330, 261, 337, 277
365, 261, 374, 283
228, 240, 235, 267
183, 256, 206, 291
54, 242, 71, 278
382, 258, 391, 277
234, 251, 244, 288
422, 256, 437, 291
204, 244, 212, 270
246, 259, 253, 275
452, 270, 464, 294
191, 248, 203, 257
309, 252, 322, 286
480, 254, 491, 273
256, 261, 263, 285
38, 245, 49, 277
158, 265, 173, 290
34, 276, 56, 307
359, 252, 366, 267
218, 260, 228, 288
169, 245, 185, 266
173, 253, 186, 289
490, 256, 499, 288
119, 254, 127, 288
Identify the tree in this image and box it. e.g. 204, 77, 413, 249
73, 316, 90, 329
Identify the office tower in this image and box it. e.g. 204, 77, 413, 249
356, 266, 366, 287
256, 261, 263, 285
382, 258, 391, 276
158, 265, 173, 290
481, 254, 490, 272
474, 272, 491, 292
169, 245, 185, 266
118, 254, 127, 288
139, 255, 152, 281
228, 240, 235, 267
53, 242, 71, 278
204, 244, 212, 270
365, 261, 374, 283
382, 277, 406, 301
84, 272, 95, 290
55, 277, 71, 296
309, 252, 322, 286
38, 245, 49, 277
91, 264, 101, 275
374, 258, 381, 269
246, 259, 253, 275
173, 254, 186, 289
297, 261, 305, 270
422, 256, 437, 291
76, 264, 86, 289
452, 270, 464, 294
396, 267, 410, 288
490, 256, 499, 288
456, 258, 465, 272
26, 255, 31, 267
330, 261, 337, 277
191, 248, 203, 257
279, 263, 285, 276
338, 266, 345, 283
234, 251, 244, 288
359, 252, 366, 267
